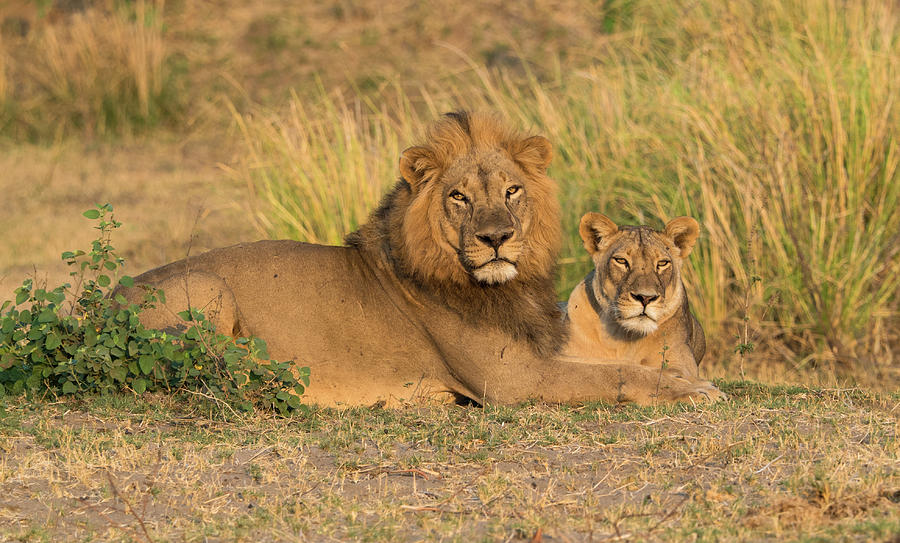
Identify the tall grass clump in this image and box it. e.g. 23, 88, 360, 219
0, 0, 183, 141
230, 91, 427, 242
236, 0, 899, 385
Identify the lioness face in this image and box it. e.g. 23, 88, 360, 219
580, 214, 699, 335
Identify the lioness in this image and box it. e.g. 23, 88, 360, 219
563, 213, 710, 382
118, 112, 724, 406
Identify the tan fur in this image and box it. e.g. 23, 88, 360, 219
117, 112, 724, 407
564, 214, 719, 393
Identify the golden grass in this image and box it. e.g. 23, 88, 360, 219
232, 0, 900, 389
0, 0, 177, 140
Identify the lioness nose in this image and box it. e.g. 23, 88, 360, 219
630, 292, 659, 306
476, 228, 514, 250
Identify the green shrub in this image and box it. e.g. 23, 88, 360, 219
0, 204, 309, 415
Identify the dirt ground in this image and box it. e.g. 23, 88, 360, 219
1, 384, 898, 541
0, 384, 900, 541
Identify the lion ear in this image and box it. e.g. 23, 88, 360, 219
665, 216, 700, 257
510, 135, 553, 175
399, 146, 437, 192
579, 213, 618, 256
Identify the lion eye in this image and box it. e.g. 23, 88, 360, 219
506, 186, 521, 197
657, 260, 671, 269
613, 257, 629, 268
449, 190, 468, 202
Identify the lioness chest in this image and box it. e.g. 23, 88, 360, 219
563, 283, 686, 368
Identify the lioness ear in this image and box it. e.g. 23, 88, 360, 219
399, 146, 437, 192
665, 216, 700, 257
579, 213, 618, 256
510, 135, 553, 174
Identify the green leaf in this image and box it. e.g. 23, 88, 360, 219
118, 276, 134, 288
37, 309, 57, 323
0, 352, 14, 370
62, 381, 79, 394
0, 300, 9, 313
97, 275, 111, 287
110, 366, 127, 382
83, 209, 101, 219
15, 290, 29, 305
223, 350, 242, 365
138, 355, 155, 375
114, 294, 128, 305
25, 373, 41, 390
45, 333, 61, 350
132, 378, 148, 394
103, 261, 117, 271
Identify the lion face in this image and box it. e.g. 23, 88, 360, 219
437, 149, 536, 284
579, 214, 699, 336
396, 112, 559, 287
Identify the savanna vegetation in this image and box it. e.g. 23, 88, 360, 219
1, 0, 898, 540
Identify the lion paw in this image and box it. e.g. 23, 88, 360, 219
674, 380, 728, 404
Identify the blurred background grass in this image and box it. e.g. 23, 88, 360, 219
1, 0, 897, 389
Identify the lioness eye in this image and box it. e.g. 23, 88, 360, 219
449, 191, 467, 202
506, 186, 521, 196
657, 260, 671, 269
613, 257, 629, 267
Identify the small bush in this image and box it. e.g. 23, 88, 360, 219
0, 204, 309, 415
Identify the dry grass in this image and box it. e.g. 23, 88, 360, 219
0, 0, 179, 140
1, 385, 898, 541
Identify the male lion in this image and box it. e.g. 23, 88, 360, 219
118, 112, 724, 406
563, 213, 715, 387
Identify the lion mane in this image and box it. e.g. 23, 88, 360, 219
346, 111, 566, 356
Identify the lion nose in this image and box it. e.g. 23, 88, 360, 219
476, 227, 514, 250
630, 292, 659, 306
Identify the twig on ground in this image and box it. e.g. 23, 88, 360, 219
106, 471, 153, 543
